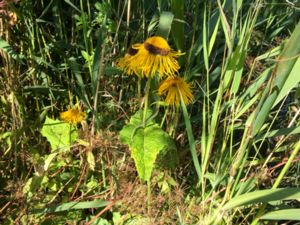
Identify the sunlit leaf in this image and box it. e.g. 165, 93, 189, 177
120, 110, 177, 181
41, 116, 77, 152
87, 150, 95, 171
261, 209, 300, 220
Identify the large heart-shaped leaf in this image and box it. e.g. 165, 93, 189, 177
120, 110, 177, 181
41, 116, 77, 152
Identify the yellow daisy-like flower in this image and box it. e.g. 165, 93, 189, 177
60, 106, 86, 124
116, 46, 139, 76
158, 76, 193, 107
117, 36, 183, 78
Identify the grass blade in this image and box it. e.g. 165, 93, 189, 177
180, 93, 201, 181
261, 209, 300, 221
253, 21, 300, 135
223, 188, 300, 210
30, 199, 109, 214
274, 56, 300, 106
171, 0, 184, 51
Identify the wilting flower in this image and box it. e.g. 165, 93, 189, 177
117, 36, 183, 78
158, 76, 193, 107
60, 106, 86, 124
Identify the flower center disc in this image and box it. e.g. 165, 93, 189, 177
144, 36, 170, 56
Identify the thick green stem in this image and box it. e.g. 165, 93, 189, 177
142, 78, 151, 127
143, 78, 152, 213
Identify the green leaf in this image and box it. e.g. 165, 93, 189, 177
64, 0, 81, 12
30, 199, 108, 214
223, 188, 300, 210
0, 131, 12, 154
81, 50, 90, 61
91, 30, 104, 95
171, 0, 184, 51
66, 58, 91, 108
261, 209, 300, 221
41, 116, 77, 151
255, 126, 300, 141
0, 38, 24, 61
44, 152, 58, 171
156, 11, 174, 39
125, 215, 153, 225
274, 56, 300, 106
120, 111, 176, 181
253, 21, 300, 135
87, 150, 95, 171
23, 175, 48, 200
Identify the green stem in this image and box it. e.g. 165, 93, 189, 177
142, 78, 151, 127
160, 107, 168, 128
273, 140, 300, 188
69, 124, 72, 147
170, 107, 179, 138
147, 179, 151, 213
101, 159, 107, 188
137, 77, 141, 100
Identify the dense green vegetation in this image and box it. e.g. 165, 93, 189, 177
1, 0, 300, 224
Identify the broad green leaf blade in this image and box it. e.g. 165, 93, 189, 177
131, 124, 175, 181
41, 117, 77, 151
253, 21, 300, 135
261, 209, 300, 221
120, 110, 176, 181
30, 199, 108, 214
223, 188, 300, 210
119, 110, 153, 145
156, 11, 174, 39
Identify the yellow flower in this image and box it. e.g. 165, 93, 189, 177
117, 36, 183, 78
116, 46, 139, 76
158, 76, 193, 107
60, 106, 86, 124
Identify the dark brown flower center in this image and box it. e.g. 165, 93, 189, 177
128, 46, 138, 56
144, 42, 169, 56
